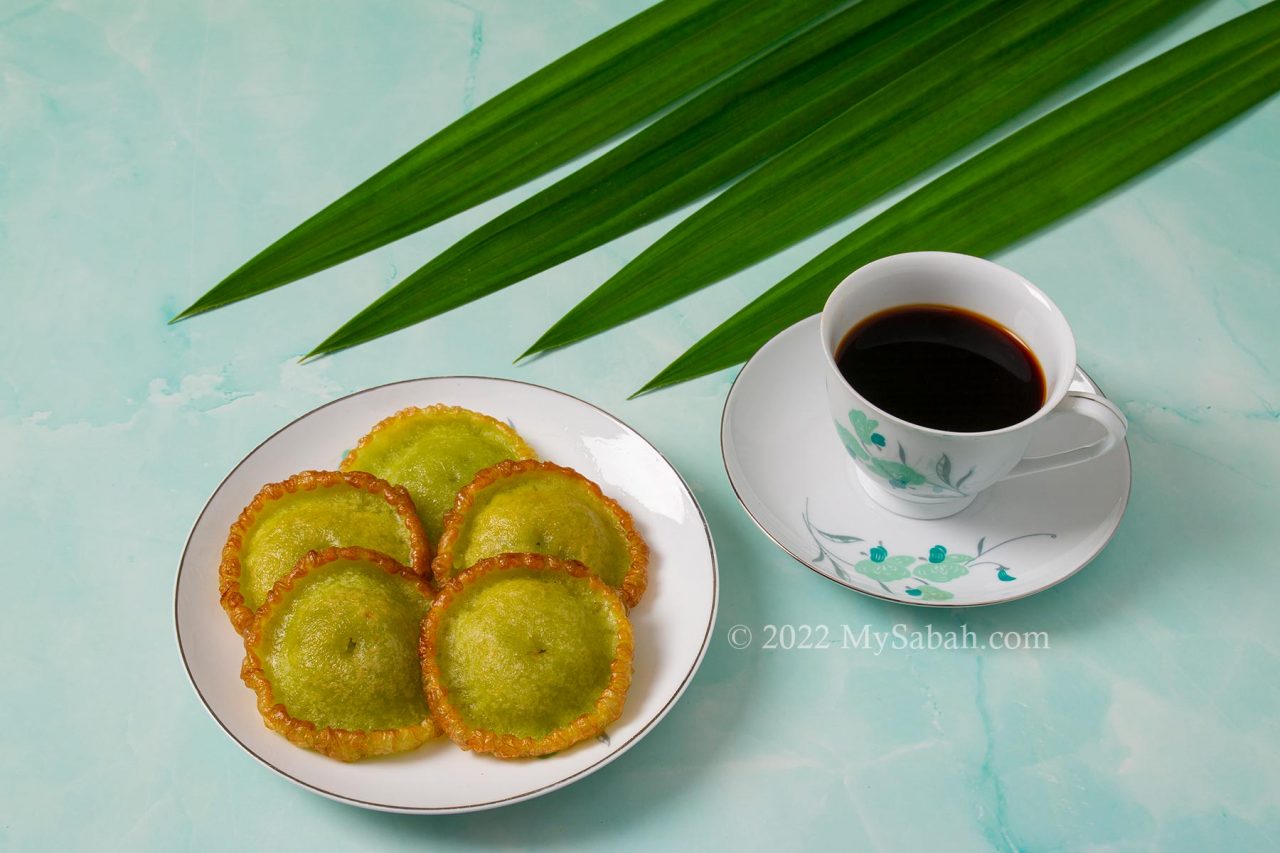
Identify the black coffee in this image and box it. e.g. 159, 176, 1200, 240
836, 304, 1044, 432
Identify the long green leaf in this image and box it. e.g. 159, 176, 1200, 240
531, 0, 1204, 356
173, 0, 842, 320
641, 1, 1280, 394
309, 0, 1016, 358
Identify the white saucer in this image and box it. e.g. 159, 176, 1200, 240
721, 316, 1131, 607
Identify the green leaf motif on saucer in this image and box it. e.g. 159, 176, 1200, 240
801, 502, 1055, 602
854, 553, 914, 582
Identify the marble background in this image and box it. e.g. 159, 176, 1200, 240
3, 0, 1278, 849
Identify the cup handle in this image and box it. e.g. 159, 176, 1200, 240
1002, 392, 1128, 480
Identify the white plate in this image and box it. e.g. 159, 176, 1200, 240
175, 377, 717, 812
721, 316, 1130, 607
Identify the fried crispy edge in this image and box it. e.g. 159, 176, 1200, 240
421, 553, 634, 759
433, 460, 649, 608
218, 470, 431, 637
240, 546, 439, 762
339, 403, 538, 478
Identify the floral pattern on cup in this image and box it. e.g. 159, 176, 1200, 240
835, 408, 975, 495
802, 501, 1055, 601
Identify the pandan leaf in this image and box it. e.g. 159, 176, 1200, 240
311, 0, 1010, 357
641, 2, 1280, 393
540, 0, 1203, 360
174, 0, 844, 320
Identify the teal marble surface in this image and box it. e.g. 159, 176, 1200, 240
3, 1, 1279, 849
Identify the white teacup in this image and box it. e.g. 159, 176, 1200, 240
821, 252, 1127, 520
